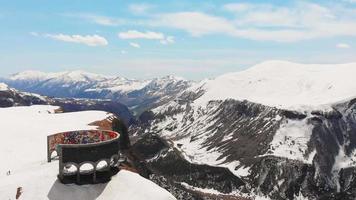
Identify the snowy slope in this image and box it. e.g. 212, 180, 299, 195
0, 164, 175, 200
192, 60, 356, 110
86, 77, 150, 93
0, 105, 175, 200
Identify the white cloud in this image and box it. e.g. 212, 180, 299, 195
44, 34, 108, 46
160, 36, 175, 45
148, 3, 356, 42
62, 2, 356, 43
118, 30, 164, 40
88, 16, 124, 26
64, 13, 125, 26
29, 32, 39, 36
118, 30, 175, 45
129, 3, 152, 14
337, 43, 351, 48
129, 42, 141, 48
223, 3, 254, 12
121, 50, 127, 54
343, 0, 356, 3
152, 12, 236, 37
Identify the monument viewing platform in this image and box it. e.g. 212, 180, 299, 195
47, 129, 120, 184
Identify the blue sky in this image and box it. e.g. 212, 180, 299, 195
0, 0, 356, 80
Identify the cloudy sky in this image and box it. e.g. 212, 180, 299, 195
1, 0, 356, 80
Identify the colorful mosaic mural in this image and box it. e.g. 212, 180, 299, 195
48, 130, 118, 153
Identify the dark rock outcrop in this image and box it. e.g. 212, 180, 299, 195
0, 87, 47, 107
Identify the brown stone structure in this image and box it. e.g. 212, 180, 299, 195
47, 130, 120, 184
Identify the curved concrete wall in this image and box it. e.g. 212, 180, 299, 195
46, 130, 120, 184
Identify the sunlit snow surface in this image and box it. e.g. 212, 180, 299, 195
0, 105, 175, 200
265, 118, 315, 164
191, 60, 356, 111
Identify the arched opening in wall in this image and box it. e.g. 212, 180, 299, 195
50, 150, 58, 160
110, 155, 119, 167
63, 163, 78, 175
96, 160, 109, 171
79, 163, 94, 174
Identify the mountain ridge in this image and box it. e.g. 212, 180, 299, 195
186, 60, 356, 111
2, 70, 193, 113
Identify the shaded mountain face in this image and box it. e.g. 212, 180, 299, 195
3, 71, 192, 113
0, 83, 48, 107
132, 96, 356, 199
129, 61, 356, 199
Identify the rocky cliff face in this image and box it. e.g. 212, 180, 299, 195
130, 92, 356, 199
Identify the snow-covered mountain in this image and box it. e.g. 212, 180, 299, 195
188, 60, 356, 111
131, 61, 356, 199
5, 70, 115, 97
3, 70, 192, 113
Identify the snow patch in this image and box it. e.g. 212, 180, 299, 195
235, 165, 251, 177
180, 182, 222, 195
266, 118, 314, 163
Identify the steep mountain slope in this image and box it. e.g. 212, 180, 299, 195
131, 61, 356, 199
0, 82, 47, 107
3, 71, 192, 113
0, 105, 175, 200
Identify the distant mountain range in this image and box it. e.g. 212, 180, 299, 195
0, 82, 135, 125
1, 70, 193, 114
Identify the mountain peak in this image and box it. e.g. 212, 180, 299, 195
10, 70, 51, 81
161, 75, 185, 81
60, 70, 111, 82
